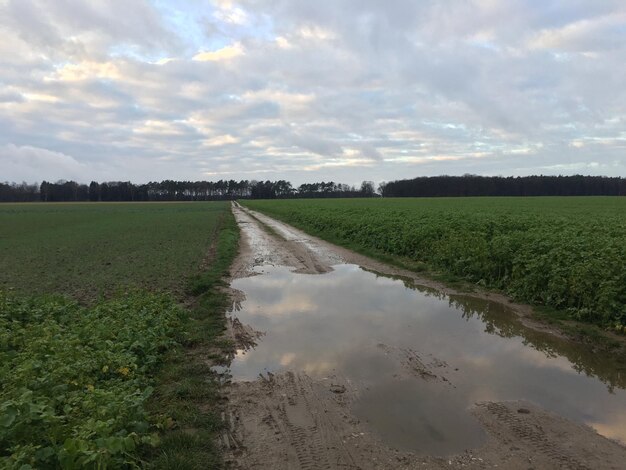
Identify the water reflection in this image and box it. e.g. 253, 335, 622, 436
228, 264, 626, 453
446, 294, 626, 393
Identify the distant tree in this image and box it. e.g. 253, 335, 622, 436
377, 181, 387, 196
40, 181, 49, 202
0, 182, 38, 202
360, 181, 375, 197
381, 175, 626, 198
88, 181, 100, 201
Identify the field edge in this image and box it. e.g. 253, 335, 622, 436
143, 206, 240, 469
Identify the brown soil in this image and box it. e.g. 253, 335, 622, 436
221, 202, 626, 469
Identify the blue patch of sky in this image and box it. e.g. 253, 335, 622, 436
422, 120, 467, 131
108, 44, 161, 63
107, 1, 227, 62
151, 0, 223, 53
149, 0, 275, 58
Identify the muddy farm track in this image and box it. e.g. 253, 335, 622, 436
220, 202, 626, 470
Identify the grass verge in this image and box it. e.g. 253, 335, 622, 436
144, 208, 239, 469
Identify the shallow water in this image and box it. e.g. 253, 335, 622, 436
227, 264, 626, 455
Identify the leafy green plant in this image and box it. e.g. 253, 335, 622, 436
0, 291, 183, 469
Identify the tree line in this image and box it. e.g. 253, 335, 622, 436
1, 175, 624, 202
0, 179, 375, 202
379, 174, 626, 197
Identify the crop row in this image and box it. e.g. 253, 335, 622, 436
243, 198, 626, 329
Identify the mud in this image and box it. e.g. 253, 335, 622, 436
226, 316, 263, 352
230, 202, 340, 278
222, 202, 626, 469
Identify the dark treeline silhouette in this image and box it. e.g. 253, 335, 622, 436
1, 175, 624, 202
0, 179, 371, 202
0, 182, 39, 202
380, 174, 626, 197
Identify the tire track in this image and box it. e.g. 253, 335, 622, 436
226, 372, 359, 469
478, 402, 590, 470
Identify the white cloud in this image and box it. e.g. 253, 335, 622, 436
298, 25, 336, 41
192, 42, 244, 61
0, 144, 87, 182
21, 93, 61, 103
213, 4, 249, 26
0, 0, 625, 184
527, 12, 626, 52
203, 134, 239, 147
51, 61, 122, 82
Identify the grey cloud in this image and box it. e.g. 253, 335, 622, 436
0, 90, 23, 103
3, 0, 179, 59
0, 0, 624, 185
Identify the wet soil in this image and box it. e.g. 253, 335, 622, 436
221, 202, 626, 469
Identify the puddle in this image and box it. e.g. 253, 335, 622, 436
227, 264, 626, 455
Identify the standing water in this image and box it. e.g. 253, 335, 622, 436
226, 264, 626, 456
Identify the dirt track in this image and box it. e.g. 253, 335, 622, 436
221, 202, 626, 470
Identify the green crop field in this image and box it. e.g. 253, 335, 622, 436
243, 197, 626, 329
0, 202, 237, 469
0, 202, 227, 299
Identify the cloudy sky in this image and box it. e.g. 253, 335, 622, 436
1, 0, 625, 185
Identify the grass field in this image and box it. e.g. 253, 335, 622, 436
243, 197, 626, 329
0, 202, 237, 469
0, 203, 226, 299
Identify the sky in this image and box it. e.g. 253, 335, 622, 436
1, 0, 625, 186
